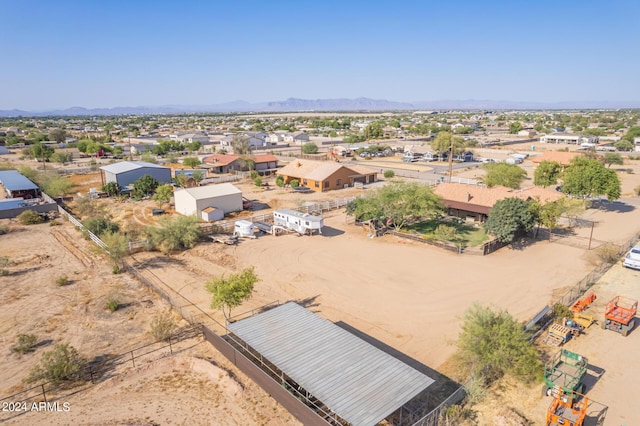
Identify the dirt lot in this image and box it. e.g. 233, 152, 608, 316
2, 147, 640, 425
0, 222, 298, 425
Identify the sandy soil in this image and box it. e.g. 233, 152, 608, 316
0, 222, 298, 426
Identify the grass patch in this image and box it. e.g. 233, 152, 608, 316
406, 219, 489, 247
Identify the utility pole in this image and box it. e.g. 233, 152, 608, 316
447, 134, 454, 182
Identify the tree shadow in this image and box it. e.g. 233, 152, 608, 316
131, 256, 186, 269
33, 339, 53, 350
250, 201, 271, 211
293, 295, 321, 312
9, 265, 44, 276
588, 200, 635, 213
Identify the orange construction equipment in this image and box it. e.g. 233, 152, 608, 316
601, 296, 638, 336
570, 292, 596, 313
546, 389, 588, 426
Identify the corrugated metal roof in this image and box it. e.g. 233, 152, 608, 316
176, 183, 241, 200
228, 302, 434, 426
99, 161, 169, 174
0, 170, 39, 191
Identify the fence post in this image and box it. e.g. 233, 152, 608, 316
131, 351, 135, 368
168, 336, 173, 355
41, 384, 47, 403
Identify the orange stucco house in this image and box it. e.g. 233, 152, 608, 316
277, 159, 377, 192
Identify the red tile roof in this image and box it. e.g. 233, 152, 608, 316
202, 154, 239, 166
532, 151, 582, 166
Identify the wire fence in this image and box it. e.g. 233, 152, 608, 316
411, 384, 467, 426
0, 324, 202, 423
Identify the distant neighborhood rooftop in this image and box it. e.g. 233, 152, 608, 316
99, 161, 169, 174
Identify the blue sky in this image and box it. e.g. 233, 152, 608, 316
1, 0, 639, 110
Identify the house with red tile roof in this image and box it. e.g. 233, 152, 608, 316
202, 154, 279, 174
531, 151, 582, 170
433, 182, 564, 222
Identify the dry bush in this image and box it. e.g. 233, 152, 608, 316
593, 242, 621, 264
13, 334, 37, 354
17, 210, 43, 225
149, 312, 176, 341
27, 343, 85, 385
0, 223, 9, 234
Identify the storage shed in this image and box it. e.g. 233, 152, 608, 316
0, 170, 41, 199
201, 207, 224, 222
99, 161, 172, 188
174, 183, 242, 218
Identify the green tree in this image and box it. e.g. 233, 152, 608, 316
231, 134, 252, 155
152, 184, 173, 204
83, 217, 119, 236
433, 224, 458, 242
50, 151, 73, 164
509, 122, 523, 134
146, 215, 202, 254
301, 142, 319, 154
530, 198, 583, 240
346, 181, 443, 230
183, 157, 201, 168
483, 163, 527, 189
140, 151, 157, 163
187, 141, 202, 152
430, 131, 465, 154
289, 179, 300, 188
533, 160, 562, 187
622, 126, 640, 142
101, 181, 120, 196
132, 174, 159, 198
17, 166, 38, 181
614, 140, 634, 152
174, 173, 189, 188
27, 343, 85, 385
191, 170, 205, 186
49, 129, 68, 144
484, 197, 535, 242
100, 231, 129, 273
275, 175, 285, 187
562, 157, 621, 201
364, 122, 384, 139
603, 152, 624, 168
29, 143, 54, 161
206, 267, 259, 320
454, 304, 542, 383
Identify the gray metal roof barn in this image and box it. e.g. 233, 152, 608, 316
99, 161, 172, 188
0, 170, 41, 199
228, 302, 435, 426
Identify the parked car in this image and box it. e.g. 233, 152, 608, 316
481, 158, 495, 163
623, 244, 640, 270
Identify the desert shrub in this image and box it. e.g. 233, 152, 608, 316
635, 185, 640, 196
27, 343, 85, 385
440, 403, 474, 425
289, 179, 300, 188
253, 176, 262, 187
13, 334, 37, 354
249, 170, 259, 179
17, 210, 43, 225
56, 275, 70, 286
0, 224, 9, 234
145, 215, 201, 254
49, 219, 61, 227
105, 296, 119, 312
454, 303, 542, 384
552, 302, 573, 321
434, 224, 458, 242
593, 242, 621, 264
383, 170, 395, 178
463, 375, 488, 404
275, 175, 285, 187
82, 217, 119, 237
626, 168, 634, 174
149, 312, 176, 341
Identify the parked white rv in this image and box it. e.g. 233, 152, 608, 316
273, 209, 323, 235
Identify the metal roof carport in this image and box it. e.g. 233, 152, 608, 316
0, 170, 41, 198
228, 302, 435, 426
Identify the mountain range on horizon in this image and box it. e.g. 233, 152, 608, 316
2, 97, 640, 117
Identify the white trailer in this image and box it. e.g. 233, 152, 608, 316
234, 220, 256, 238
273, 209, 323, 235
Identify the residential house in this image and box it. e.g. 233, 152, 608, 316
540, 133, 599, 145
202, 154, 279, 174
531, 151, 582, 171
176, 132, 209, 144
433, 183, 564, 222
283, 132, 310, 145
277, 159, 377, 192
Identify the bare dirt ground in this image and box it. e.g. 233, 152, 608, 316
0, 222, 298, 425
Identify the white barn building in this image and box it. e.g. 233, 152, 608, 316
174, 183, 242, 218
540, 133, 599, 145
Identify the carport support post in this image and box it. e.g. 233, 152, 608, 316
588, 221, 595, 250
